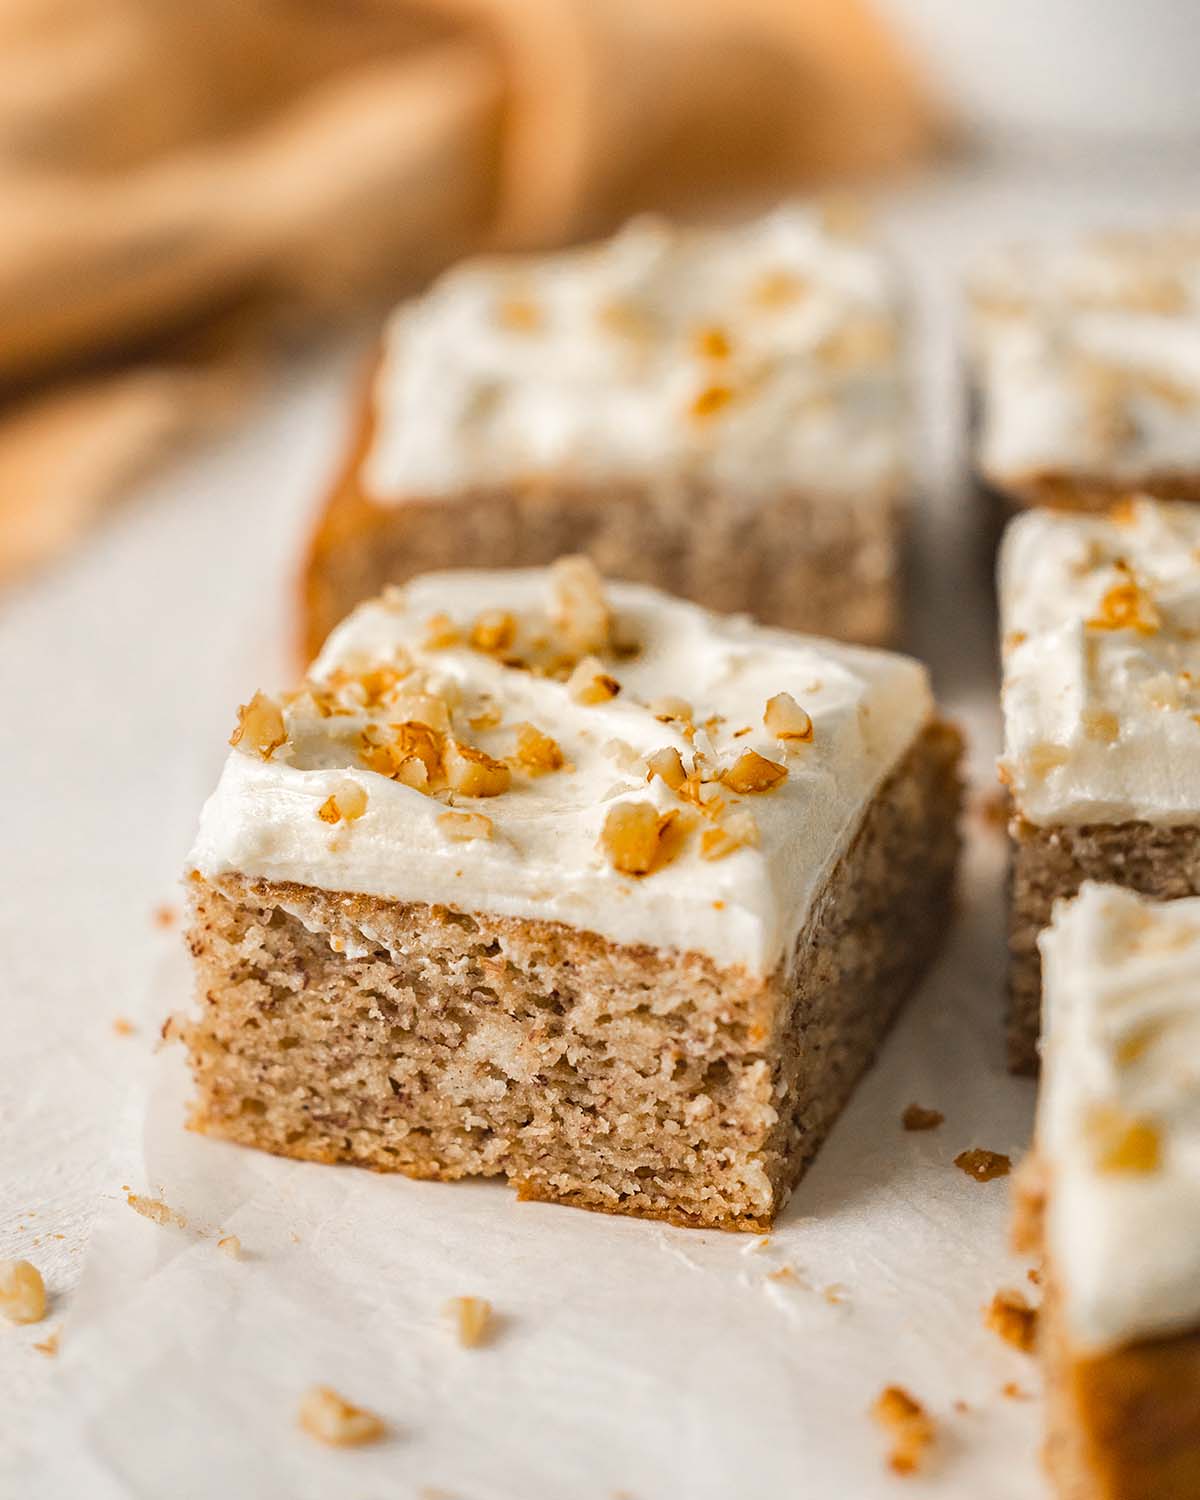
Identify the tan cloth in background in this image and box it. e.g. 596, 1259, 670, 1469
0, 0, 936, 583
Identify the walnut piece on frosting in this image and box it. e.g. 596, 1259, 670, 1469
443, 740, 512, 798
645, 746, 686, 791
720, 749, 788, 794
699, 810, 760, 862
763, 692, 814, 743
550, 555, 612, 657
567, 655, 620, 705
600, 802, 685, 876
512, 722, 565, 775
445, 1295, 493, 1348
317, 782, 368, 825
871, 1385, 934, 1476
229, 691, 287, 760
470, 609, 517, 654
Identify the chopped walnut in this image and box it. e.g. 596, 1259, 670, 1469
127, 1192, 187, 1228
390, 691, 451, 733
985, 1290, 1038, 1354
871, 1385, 934, 1476
1087, 1105, 1162, 1174
699, 811, 760, 862
954, 1148, 1011, 1184
229, 691, 287, 760
721, 749, 788, 794
1081, 709, 1119, 743
468, 700, 503, 732
217, 1235, 243, 1259
694, 325, 732, 360
600, 802, 683, 875
298, 1386, 387, 1447
443, 740, 511, 798
901, 1103, 944, 1132
445, 1295, 493, 1348
437, 809, 494, 842
649, 695, 693, 725
763, 693, 814, 743
567, 656, 620, 705
688, 383, 735, 420
512, 722, 565, 775
470, 610, 517, 654
0, 1260, 46, 1325
317, 781, 369, 825
1086, 570, 1161, 635
645, 746, 686, 792
424, 612, 460, 649
550, 555, 612, 656
362, 722, 444, 785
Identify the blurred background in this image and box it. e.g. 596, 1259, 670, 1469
3, 0, 1196, 586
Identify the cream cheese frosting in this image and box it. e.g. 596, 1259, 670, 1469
190, 567, 932, 976
998, 498, 1200, 826
363, 205, 905, 502
969, 228, 1200, 486
1038, 882, 1200, 1351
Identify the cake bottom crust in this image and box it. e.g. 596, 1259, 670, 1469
982, 466, 1200, 514
183, 722, 960, 1231
1007, 818, 1200, 1073
1015, 1157, 1200, 1500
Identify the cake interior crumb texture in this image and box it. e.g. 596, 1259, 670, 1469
184, 722, 960, 1232
1007, 817, 1200, 1074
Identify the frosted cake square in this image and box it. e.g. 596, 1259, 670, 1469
186, 560, 960, 1231
1015, 883, 1200, 1499
999, 498, 1200, 1071
969, 227, 1200, 511
302, 203, 908, 659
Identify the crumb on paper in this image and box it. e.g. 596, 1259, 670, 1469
871, 1385, 934, 1476
902, 1103, 944, 1132
986, 1289, 1038, 1353
153, 903, 178, 928
954, 1148, 1011, 1183
217, 1235, 242, 1259
33, 1329, 59, 1357
766, 1264, 801, 1284
298, 1385, 387, 1447
0, 1260, 46, 1325
112, 1016, 137, 1037
823, 1284, 849, 1306
1002, 1381, 1031, 1401
1027, 1267, 1043, 1286
952, 1399, 969, 1415
445, 1296, 493, 1348
126, 1193, 187, 1229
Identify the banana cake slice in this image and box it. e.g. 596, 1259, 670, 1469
185, 560, 960, 1231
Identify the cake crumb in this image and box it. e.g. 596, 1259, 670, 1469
766, 1264, 800, 1284
1027, 1267, 1042, 1287
986, 1289, 1038, 1353
298, 1385, 387, 1447
126, 1193, 187, 1229
445, 1295, 493, 1348
720, 749, 787, 794
902, 1103, 944, 1132
954, 1148, 1011, 1183
1002, 1382, 1031, 1401
217, 1235, 243, 1259
153, 903, 178, 928
33, 1329, 59, 1357
871, 1385, 934, 1475
0, 1260, 46, 1325
112, 1017, 137, 1037
763, 692, 814, 743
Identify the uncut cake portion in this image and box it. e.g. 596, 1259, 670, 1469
969, 226, 1200, 512
1000, 498, 1200, 1073
302, 202, 908, 660
1015, 883, 1200, 1500
186, 560, 960, 1231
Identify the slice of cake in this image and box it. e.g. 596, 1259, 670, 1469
999, 497, 1200, 1072
185, 560, 960, 1231
301, 203, 909, 660
968, 226, 1200, 511
1015, 883, 1200, 1499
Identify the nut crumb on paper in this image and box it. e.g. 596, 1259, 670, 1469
298, 1386, 387, 1447
872, 1385, 934, 1475
954, 1148, 1011, 1183
902, 1103, 944, 1132
126, 1193, 186, 1229
986, 1289, 1039, 1353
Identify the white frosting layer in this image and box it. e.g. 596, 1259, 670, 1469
1039, 882, 1200, 1350
363, 206, 905, 501
970, 228, 1200, 486
190, 570, 932, 975
998, 498, 1200, 826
